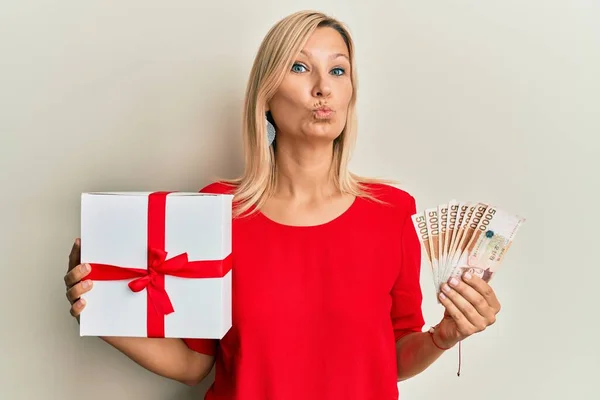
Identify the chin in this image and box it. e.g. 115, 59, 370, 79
308, 131, 342, 144
308, 121, 344, 137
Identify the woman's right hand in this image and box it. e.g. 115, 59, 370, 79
64, 238, 93, 321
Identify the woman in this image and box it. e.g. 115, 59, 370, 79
64, 10, 501, 400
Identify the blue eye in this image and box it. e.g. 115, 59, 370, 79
331, 68, 345, 76
291, 63, 307, 73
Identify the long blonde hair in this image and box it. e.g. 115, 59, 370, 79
223, 10, 393, 217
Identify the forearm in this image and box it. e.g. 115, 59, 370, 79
395, 331, 452, 381
101, 336, 213, 385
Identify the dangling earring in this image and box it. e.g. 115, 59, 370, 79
266, 114, 276, 146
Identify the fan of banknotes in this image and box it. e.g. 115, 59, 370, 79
411, 200, 525, 297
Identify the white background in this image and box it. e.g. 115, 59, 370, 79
1, 1, 598, 399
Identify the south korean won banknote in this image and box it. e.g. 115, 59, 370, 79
412, 200, 525, 298
446, 204, 526, 283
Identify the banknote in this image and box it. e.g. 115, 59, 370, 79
447, 203, 477, 281
412, 199, 525, 299
445, 200, 460, 274
445, 203, 489, 283
437, 204, 448, 285
411, 212, 432, 266
454, 205, 497, 270
412, 211, 441, 291
425, 208, 441, 291
447, 205, 525, 283
444, 202, 471, 284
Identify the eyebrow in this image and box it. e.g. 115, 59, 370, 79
300, 50, 350, 61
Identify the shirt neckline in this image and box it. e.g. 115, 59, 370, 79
254, 195, 361, 230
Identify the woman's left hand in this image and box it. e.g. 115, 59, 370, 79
434, 270, 502, 348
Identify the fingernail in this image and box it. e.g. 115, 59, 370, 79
449, 278, 459, 286
78, 298, 86, 307
463, 272, 472, 280
81, 263, 90, 272
439, 292, 447, 300
442, 284, 451, 293
82, 280, 90, 289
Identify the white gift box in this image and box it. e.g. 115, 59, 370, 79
79, 191, 233, 339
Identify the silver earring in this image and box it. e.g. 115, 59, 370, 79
266, 117, 276, 146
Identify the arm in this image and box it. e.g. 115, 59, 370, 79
395, 270, 502, 381
392, 197, 501, 381
395, 329, 454, 381
101, 336, 215, 386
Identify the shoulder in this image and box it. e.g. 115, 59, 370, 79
199, 181, 237, 195
361, 182, 417, 213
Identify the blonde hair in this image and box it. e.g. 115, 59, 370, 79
223, 10, 393, 217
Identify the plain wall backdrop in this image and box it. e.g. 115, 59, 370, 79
1, 1, 598, 399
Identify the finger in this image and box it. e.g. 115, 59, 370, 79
64, 263, 91, 288
69, 298, 86, 318
438, 291, 476, 334
461, 271, 501, 312
447, 276, 495, 320
68, 238, 81, 272
66, 280, 93, 304
441, 283, 488, 332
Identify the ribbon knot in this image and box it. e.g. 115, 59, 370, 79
127, 247, 190, 317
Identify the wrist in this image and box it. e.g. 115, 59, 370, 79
429, 325, 458, 350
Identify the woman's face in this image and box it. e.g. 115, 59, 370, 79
268, 27, 353, 143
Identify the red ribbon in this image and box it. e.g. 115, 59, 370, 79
86, 191, 231, 338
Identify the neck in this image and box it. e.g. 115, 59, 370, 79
273, 137, 337, 200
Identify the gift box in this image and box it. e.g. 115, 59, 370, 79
79, 191, 233, 339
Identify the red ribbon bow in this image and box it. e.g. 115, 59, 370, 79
86, 192, 231, 338
128, 247, 193, 316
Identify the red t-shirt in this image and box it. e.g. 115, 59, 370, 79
183, 181, 424, 400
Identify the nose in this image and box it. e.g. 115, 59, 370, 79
311, 72, 332, 98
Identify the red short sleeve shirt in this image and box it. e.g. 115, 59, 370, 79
183, 182, 425, 400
